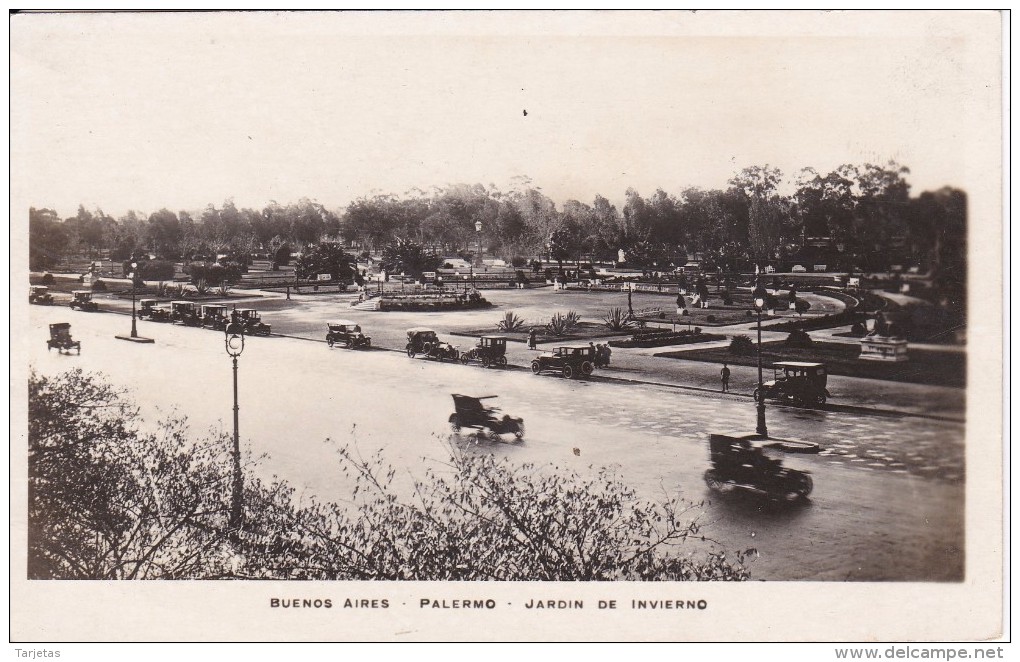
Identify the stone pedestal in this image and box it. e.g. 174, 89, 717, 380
859, 336, 909, 361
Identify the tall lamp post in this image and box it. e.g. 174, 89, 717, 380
475, 220, 482, 264
128, 262, 139, 338
116, 261, 154, 343
224, 322, 245, 530
474, 219, 482, 287
752, 281, 769, 437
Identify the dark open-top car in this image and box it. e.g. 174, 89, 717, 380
460, 335, 508, 368
754, 361, 830, 406
200, 304, 230, 330
30, 286, 54, 305
234, 308, 271, 336
531, 344, 596, 379
406, 327, 459, 361
449, 394, 524, 440
327, 320, 371, 348
47, 322, 81, 354
69, 290, 99, 312
170, 300, 201, 326
703, 432, 813, 501
139, 299, 172, 322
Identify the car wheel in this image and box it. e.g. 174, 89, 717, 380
513, 423, 525, 439
460, 354, 469, 364
531, 361, 541, 374
449, 414, 461, 432
499, 356, 508, 367
406, 346, 415, 358
327, 338, 334, 347
481, 356, 490, 368
581, 361, 594, 376
344, 339, 352, 349
563, 364, 575, 379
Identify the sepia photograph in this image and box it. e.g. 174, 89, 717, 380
9, 9, 1005, 645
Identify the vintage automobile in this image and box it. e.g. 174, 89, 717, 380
326, 320, 371, 349
530, 344, 596, 379
459, 335, 508, 368
29, 286, 54, 305
234, 308, 272, 336
200, 304, 230, 330
47, 322, 81, 354
68, 290, 99, 312
703, 432, 813, 501
448, 394, 524, 440
406, 327, 459, 361
138, 299, 172, 322
753, 361, 831, 406
170, 300, 202, 326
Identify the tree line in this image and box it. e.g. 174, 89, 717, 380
29, 162, 966, 284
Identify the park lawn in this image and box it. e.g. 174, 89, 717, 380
658, 341, 965, 388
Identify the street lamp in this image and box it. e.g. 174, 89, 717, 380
475, 220, 482, 267
128, 262, 139, 338
116, 261, 154, 344
752, 281, 769, 437
224, 322, 245, 530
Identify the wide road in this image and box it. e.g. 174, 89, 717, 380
25, 306, 964, 581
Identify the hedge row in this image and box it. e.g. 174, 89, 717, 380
609, 329, 725, 349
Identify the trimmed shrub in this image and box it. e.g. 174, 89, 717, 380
785, 329, 814, 348
706, 314, 717, 323
721, 292, 734, 306
728, 334, 755, 355
91, 279, 107, 292
40, 273, 54, 285
794, 299, 811, 316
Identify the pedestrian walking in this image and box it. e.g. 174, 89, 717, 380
528, 327, 537, 350
594, 343, 605, 368
720, 363, 731, 393
604, 344, 612, 367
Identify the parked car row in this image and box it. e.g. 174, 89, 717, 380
138, 300, 272, 335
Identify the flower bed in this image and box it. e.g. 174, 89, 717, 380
380, 294, 492, 312
609, 328, 725, 349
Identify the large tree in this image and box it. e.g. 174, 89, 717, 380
29, 207, 66, 270
380, 239, 443, 278
294, 242, 356, 282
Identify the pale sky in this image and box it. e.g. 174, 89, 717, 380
10, 10, 1001, 219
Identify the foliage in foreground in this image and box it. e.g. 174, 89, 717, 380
28, 369, 751, 581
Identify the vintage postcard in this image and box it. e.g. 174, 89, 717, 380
9, 10, 1004, 643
